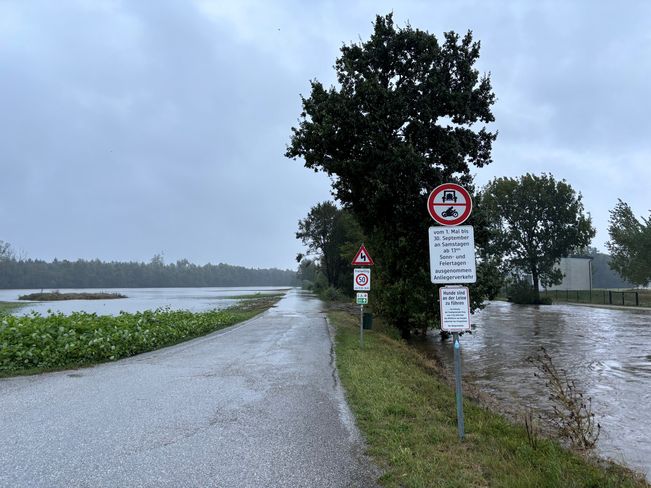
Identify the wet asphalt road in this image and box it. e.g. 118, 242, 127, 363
0, 290, 379, 487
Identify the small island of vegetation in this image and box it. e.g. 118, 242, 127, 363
18, 291, 127, 301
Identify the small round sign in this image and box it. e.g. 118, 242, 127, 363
427, 183, 472, 226
355, 274, 368, 286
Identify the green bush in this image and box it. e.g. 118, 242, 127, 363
310, 272, 329, 293
507, 280, 552, 305
320, 286, 346, 302
0, 306, 258, 375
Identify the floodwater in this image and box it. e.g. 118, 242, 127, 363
419, 301, 651, 479
0, 287, 290, 316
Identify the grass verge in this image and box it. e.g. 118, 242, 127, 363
0, 296, 280, 377
330, 309, 648, 488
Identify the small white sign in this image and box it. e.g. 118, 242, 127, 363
356, 292, 368, 305
354, 268, 371, 291
429, 225, 476, 284
439, 286, 471, 332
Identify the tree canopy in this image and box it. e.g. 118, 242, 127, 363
481, 173, 595, 302
581, 246, 633, 289
0, 241, 14, 262
287, 14, 498, 335
296, 202, 363, 290
606, 199, 651, 286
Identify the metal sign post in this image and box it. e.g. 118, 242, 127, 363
439, 286, 471, 440
356, 293, 369, 348
360, 304, 364, 349
453, 333, 465, 439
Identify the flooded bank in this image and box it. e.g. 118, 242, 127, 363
0, 287, 290, 316
418, 301, 651, 479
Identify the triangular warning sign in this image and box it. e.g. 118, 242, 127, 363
351, 244, 374, 266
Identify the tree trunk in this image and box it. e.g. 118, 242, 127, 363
531, 269, 541, 304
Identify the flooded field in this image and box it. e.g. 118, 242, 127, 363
0, 287, 290, 316
420, 301, 651, 479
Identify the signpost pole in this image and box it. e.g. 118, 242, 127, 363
453, 332, 465, 440
360, 304, 364, 348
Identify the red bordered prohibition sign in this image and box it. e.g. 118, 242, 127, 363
355, 273, 368, 286
427, 183, 473, 226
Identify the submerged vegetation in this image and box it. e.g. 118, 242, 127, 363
0, 302, 25, 315
18, 291, 127, 301
529, 347, 601, 451
0, 296, 279, 377
214, 291, 288, 300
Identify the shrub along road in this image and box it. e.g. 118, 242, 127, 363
0, 290, 379, 487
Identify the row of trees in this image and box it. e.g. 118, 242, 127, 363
287, 14, 648, 337
0, 253, 296, 289
295, 202, 362, 291
298, 171, 596, 313
584, 247, 634, 289
607, 200, 651, 287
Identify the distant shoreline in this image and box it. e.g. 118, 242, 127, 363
18, 292, 127, 301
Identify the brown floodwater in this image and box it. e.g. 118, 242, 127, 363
417, 301, 651, 479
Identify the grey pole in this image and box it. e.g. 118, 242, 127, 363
360, 303, 364, 348
453, 332, 465, 440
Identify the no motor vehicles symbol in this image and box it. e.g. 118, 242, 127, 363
427, 183, 473, 226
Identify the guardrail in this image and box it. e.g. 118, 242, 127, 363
540, 289, 650, 307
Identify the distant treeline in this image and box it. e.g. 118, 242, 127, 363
0, 258, 297, 289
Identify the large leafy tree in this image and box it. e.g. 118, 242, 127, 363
286, 14, 498, 336
606, 199, 651, 286
481, 173, 595, 302
296, 202, 363, 290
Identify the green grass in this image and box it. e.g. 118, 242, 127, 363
331, 310, 648, 488
0, 296, 280, 377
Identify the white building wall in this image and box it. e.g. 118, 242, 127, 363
545, 257, 592, 291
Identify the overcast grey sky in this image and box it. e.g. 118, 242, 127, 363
1, 1, 650, 269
